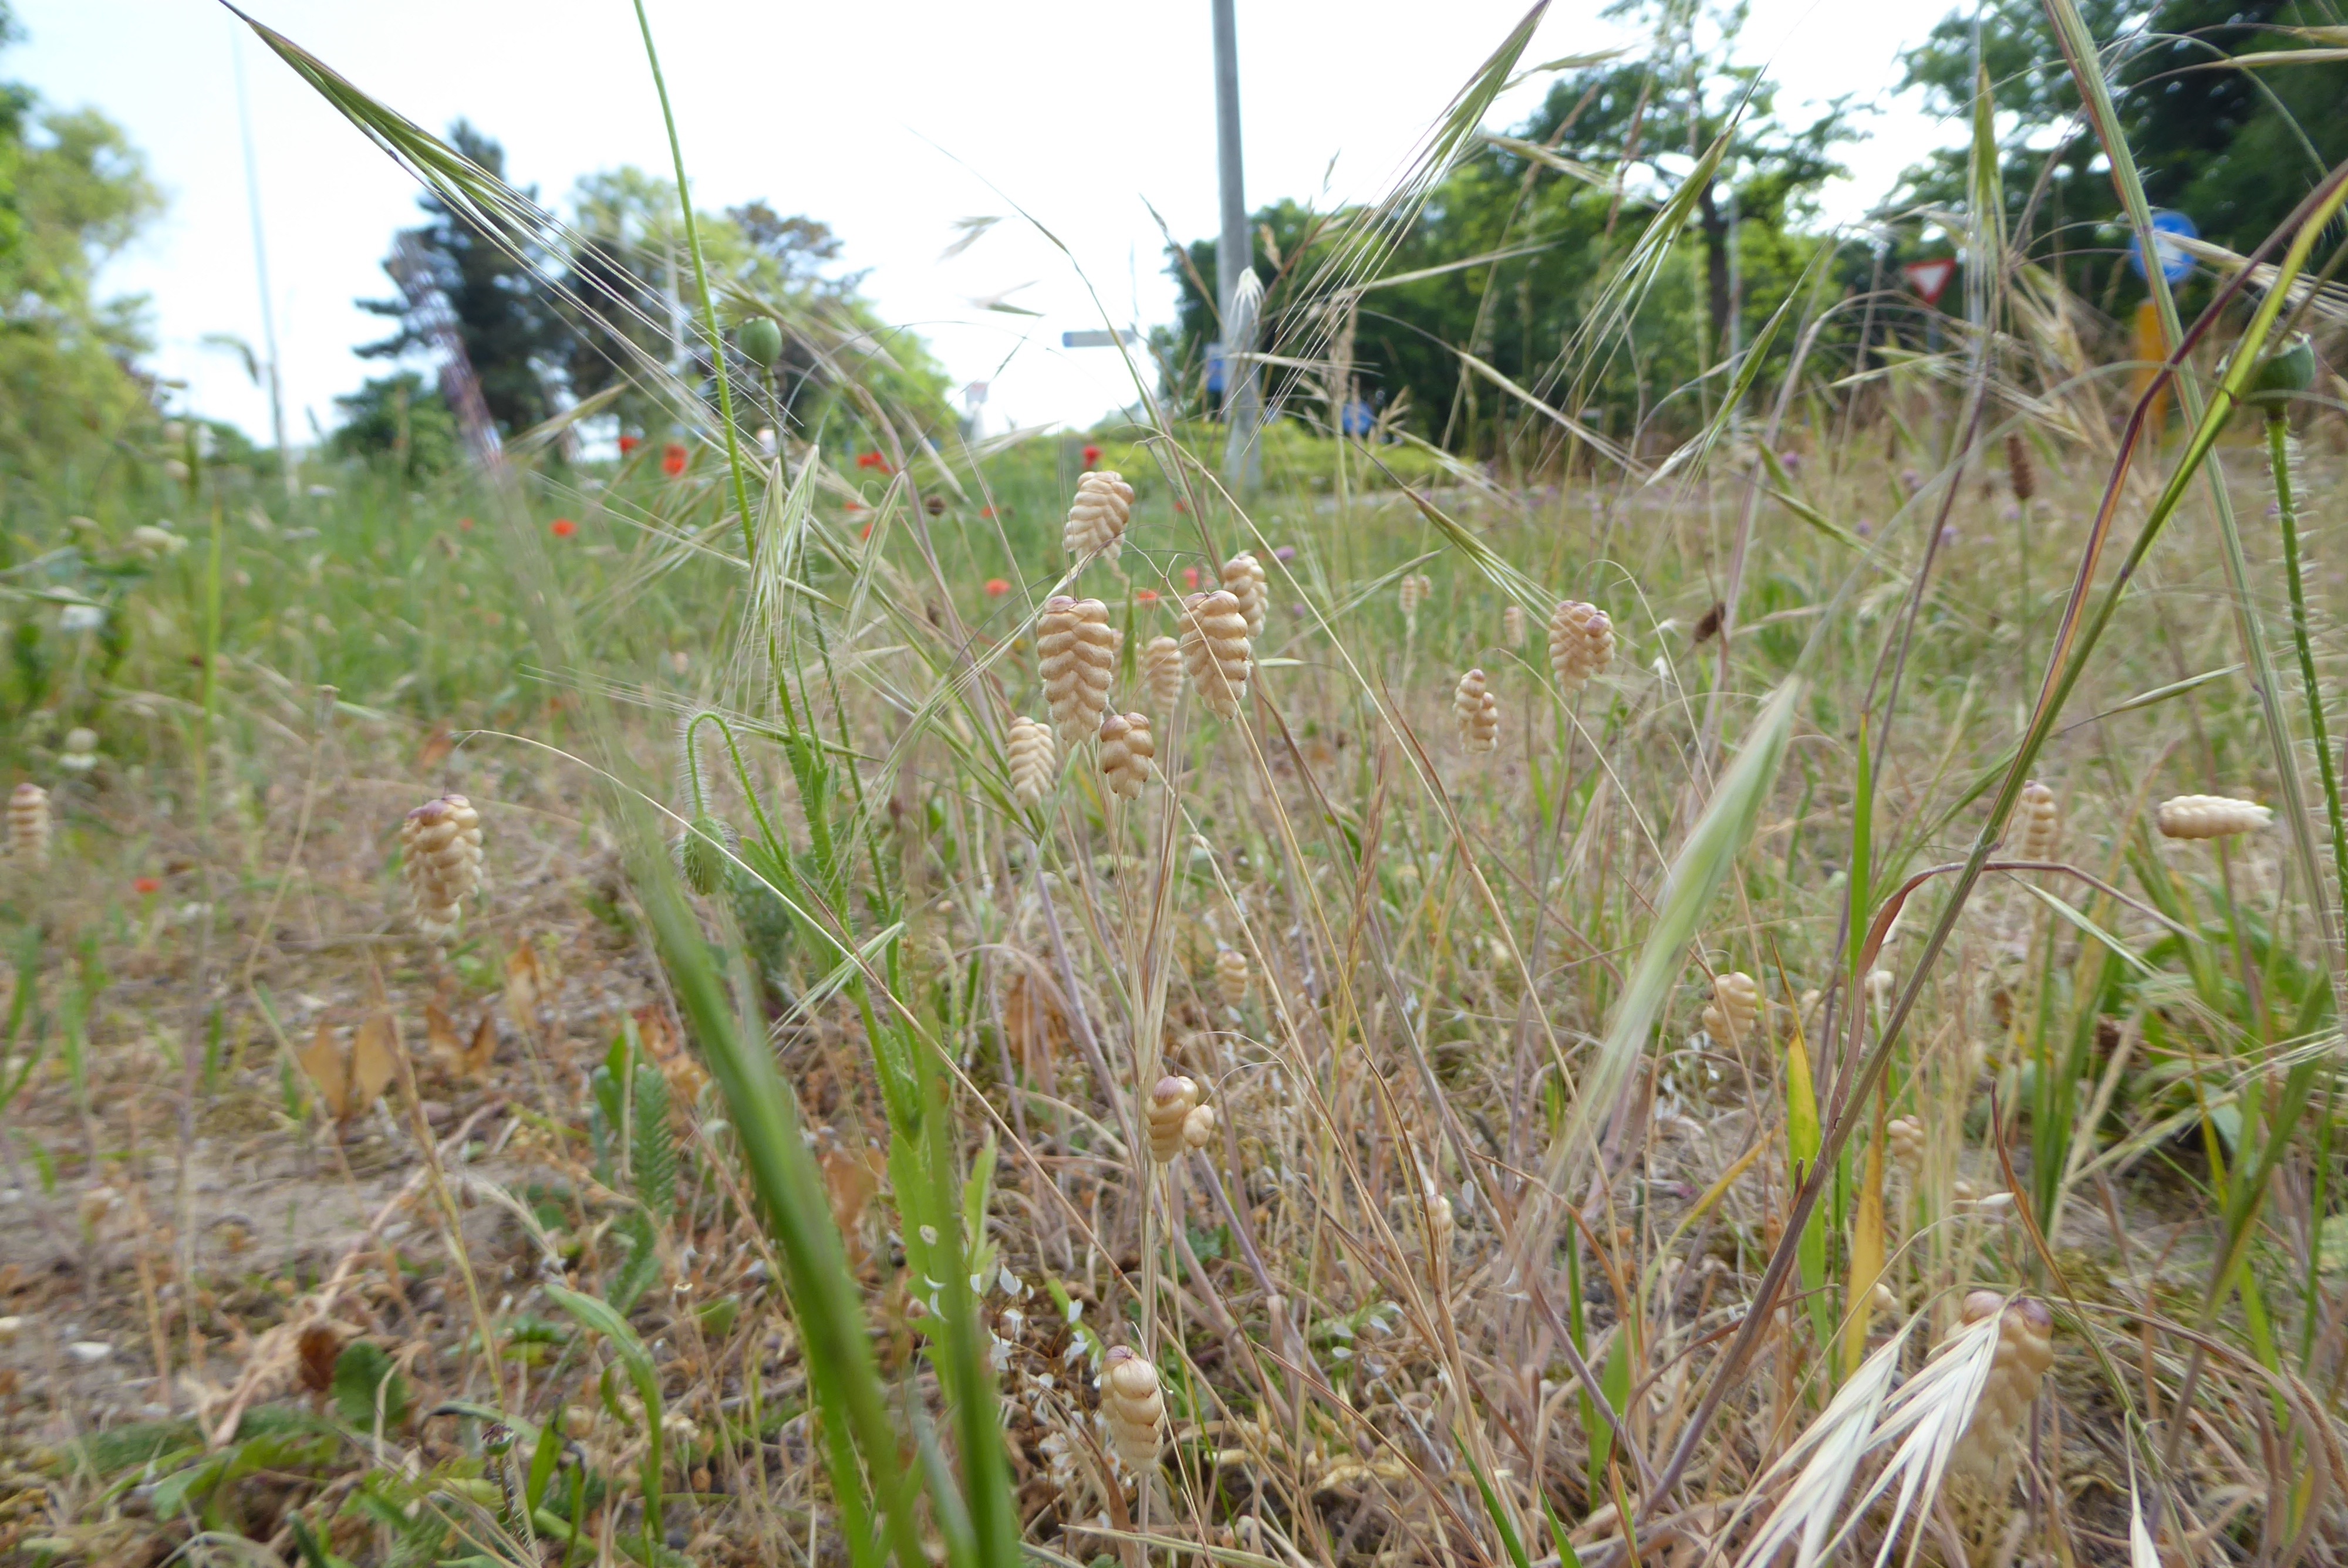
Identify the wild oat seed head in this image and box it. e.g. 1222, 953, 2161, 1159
1147, 1074, 1200, 1163
1699, 971, 1760, 1046
2157, 793, 2271, 840
1221, 551, 1268, 638
1097, 711, 1155, 800
1062, 470, 1135, 563
1453, 668, 1500, 753
1215, 946, 1249, 1007
1886, 1116, 1924, 1177
6, 783, 49, 869
2015, 780, 2060, 863
1038, 597, 1115, 742
1101, 1346, 1165, 1469
402, 794, 484, 939
1398, 573, 1432, 620
1142, 635, 1183, 711
1547, 600, 1614, 689
1502, 604, 1526, 648
1180, 590, 1252, 720
2005, 431, 2036, 503
1007, 716, 1057, 808
1951, 1293, 2055, 1480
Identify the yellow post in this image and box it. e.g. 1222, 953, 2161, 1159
2131, 297, 2172, 434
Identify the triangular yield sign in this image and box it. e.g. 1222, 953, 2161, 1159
1901, 259, 1956, 307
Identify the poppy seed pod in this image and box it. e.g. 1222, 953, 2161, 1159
2246, 333, 2317, 410
1063, 471, 1135, 563
1180, 590, 1252, 720
402, 794, 484, 939
1101, 1347, 1165, 1470
1221, 551, 1268, 638
737, 316, 784, 370
1038, 597, 1115, 744
7, 783, 50, 869
2013, 780, 2060, 863
1007, 716, 1057, 808
2156, 793, 2271, 840
1098, 711, 1155, 800
1548, 600, 1614, 690
1453, 668, 1500, 753
1146, 1075, 1200, 1163
1142, 635, 1183, 711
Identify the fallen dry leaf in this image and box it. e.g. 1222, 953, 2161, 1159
424, 1002, 463, 1069
460, 1012, 497, 1076
416, 721, 456, 772
505, 942, 542, 1032
296, 1019, 352, 1120
349, 1012, 400, 1110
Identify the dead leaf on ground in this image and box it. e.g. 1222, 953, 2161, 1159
417, 721, 456, 772
634, 1003, 680, 1061
505, 942, 543, 1032
460, 1013, 497, 1076
296, 1320, 355, 1394
424, 1002, 462, 1067
819, 1131, 882, 1267
349, 1012, 400, 1110
297, 1019, 352, 1120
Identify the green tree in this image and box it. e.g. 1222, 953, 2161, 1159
328, 371, 459, 479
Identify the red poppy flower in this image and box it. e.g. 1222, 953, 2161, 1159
662, 442, 689, 478
550, 518, 578, 539
618, 435, 642, 455
1134, 589, 1158, 605
845, 499, 865, 513
856, 451, 890, 472
860, 522, 874, 540
1082, 444, 1102, 468
1182, 566, 1200, 590
981, 506, 999, 519
133, 876, 161, 895
984, 578, 1010, 597
458, 516, 474, 531
1173, 499, 1189, 515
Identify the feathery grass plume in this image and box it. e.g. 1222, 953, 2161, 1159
2014, 780, 2060, 861
1221, 550, 1268, 638
1180, 589, 1252, 719
1886, 1116, 1924, 1178
673, 815, 737, 896
1146, 1075, 1200, 1163
1007, 715, 1055, 809
1101, 1346, 1165, 1471
2156, 793, 2271, 840
1062, 470, 1134, 563
1397, 572, 1432, 621
1038, 596, 1115, 744
2005, 431, 2037, 503
1097, 711, 1155, 800
1547, 598, 1614, 690
1215, 945, 1249, 1007
401, 794, 483, 939
1949, 1292, 2056, 1483
6, 783, 49, 869
1502, 603, 1526, 648
1142, 634, 1183, 711
1701, 970, 1761, 1045
1453, 667, 1500, 753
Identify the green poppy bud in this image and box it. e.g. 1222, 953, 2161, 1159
737, 316, 783, 370
676, 815, 736, 895
2246, 333, 2316, 410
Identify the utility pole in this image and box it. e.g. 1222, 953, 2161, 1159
1211, 0, 1260, 493
232, 31, 295, 499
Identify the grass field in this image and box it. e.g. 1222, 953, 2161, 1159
2, 6, 2347, 1568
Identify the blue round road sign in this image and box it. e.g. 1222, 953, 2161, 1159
2127, 211, 2198, 285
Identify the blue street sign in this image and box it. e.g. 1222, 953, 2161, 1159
2127, 211, 2198, 285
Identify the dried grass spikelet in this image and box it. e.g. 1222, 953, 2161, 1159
2013, 780, 2060, 862
1421, 1174, 1454, 1265
1502, 604, 1526, 648
1949, 1292, 2055, 1482
1215, 946, 1249, 1006
402, 794, 483, 938
1547, 599, 1614, 690
6, 783, 50, 869
2156, 793, 2271, 840
1101, 1346, 1165, 1471
1700, 971, 1760, 1046
1886, 1115, 1924, 1178
1097, 712, 1154, 800
1063, 470, 1135, 562
1142, 635, 1183, 711
1182, 1102, 1215, 1150
1007, 716, 1056, 808
1180, 589, 1251, 719
1453, 668, 1500, 753
2005, 431, 2037, 503
1398, 573, 1432, 620
1221, 551, 1268, 638
1038, 596, 1115, 742
1146, 1074, 1200, 1162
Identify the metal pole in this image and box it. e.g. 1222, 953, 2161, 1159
1212, 0, 1259, 492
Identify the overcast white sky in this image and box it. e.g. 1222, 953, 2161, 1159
21, 1, 1965, 445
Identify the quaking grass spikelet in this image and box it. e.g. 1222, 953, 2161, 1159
1142, 635, 1183, 711
1097, 712, 1154, 800
2156, 794, 2271, 840
1215, 946, 1248, 1006
1039, 596, 1115, 743
1101, 1346, 1165, 1470
1221, 551, 1267, 638
1062, 471, 1135, 563
402, 794, 484, 939
6, 783, 49, 869
1453, 668, 1499, 753
1007, 715, 1056, 808
1180, 590, 1251, 720
1548, 599, 1614, 690
1701, 970, 1760, 1046
1887, 1115, 1924, 1178
2013, 780, 2059, 861
1146, 1074, 1200, 1163
1398, 572, 1431, 622
1502, 604, 1526, 647
1949, 1292, 2054, 1483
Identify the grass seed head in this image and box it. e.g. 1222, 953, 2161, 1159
1886, 1115, 1924, 1177
2156, 793, 2271, 840
1221, 551, 1268, 638
1147, 1074, 1200, 1162
1101, 1346, 1165, 1469
1951, 1293, 2055, 1480
1180, 589, 1252, 719
6, 783, 50, 869
1700, 970, 1760, 1045
1215, 945, 1249, 1006
1502, 604, 1526, 647
1398, 572, 1432, 620
1039, 596, 1115, 742
1182, 1102, 1215, 1151
1453, 667, 1499, 753
1548, 599, 1614, 689
2005, 431, 2036, 503
1063, 470, 1135, 563
1097, 711, 1154, 800
402, 794, 483, 939
1007, 715, 1057, 808
2015, 780, 2060, 862
1142, 634, 1183, 711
